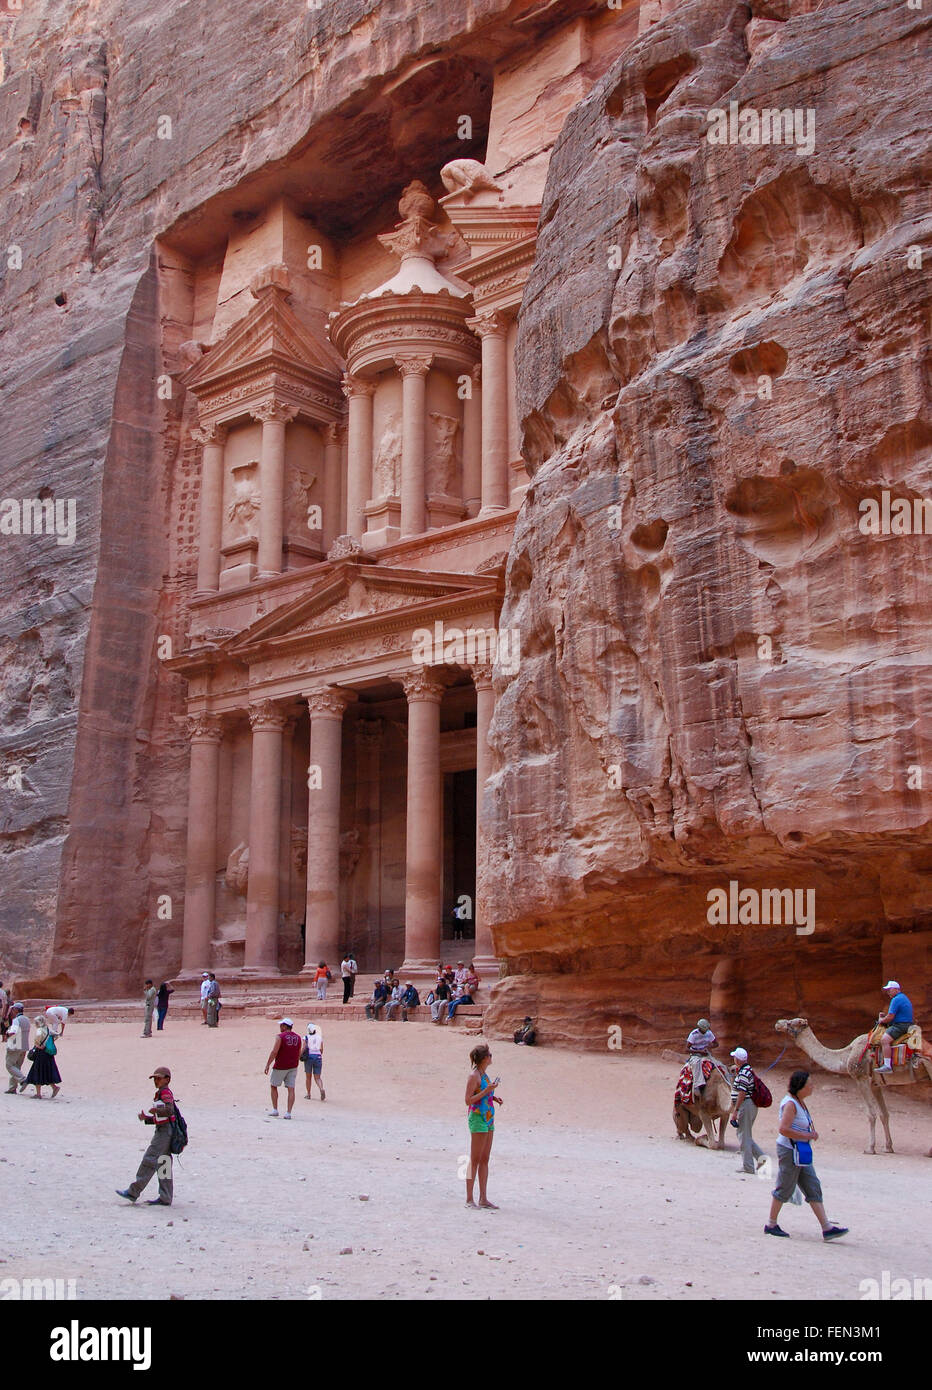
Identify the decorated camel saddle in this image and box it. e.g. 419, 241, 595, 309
675, 1057, 719, 1107
866, 1022, 925, 1074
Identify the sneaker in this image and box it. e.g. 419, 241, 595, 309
116, 1189, 137, 1203
146, 1199, 171, 1206
874, 1064, 892, 1074
267, 1109, 279, 1117
282, 1113, 292, 1120
764, 1224, 790, 1237
822, 1225, 849, 1242
756, 1155, 768, 1169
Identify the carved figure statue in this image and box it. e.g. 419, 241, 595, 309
285, 468, 317, 533
227, 462, 260, 539
373, 413, 403, 497
440, 159, 502, 198
428, 412, 460, 494
225, 842, 249, 896
339, 828, 361, 880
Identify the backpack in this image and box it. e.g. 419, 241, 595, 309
750, 1072, 772, 1108
169, 1102, 189, 1155
45, 1034, 57, 1056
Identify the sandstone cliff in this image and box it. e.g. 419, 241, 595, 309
484, 0, 932, 1052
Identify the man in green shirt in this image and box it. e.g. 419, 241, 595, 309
142, 980, 157, 1038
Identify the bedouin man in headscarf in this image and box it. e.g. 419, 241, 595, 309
685, 1018, 718, 1095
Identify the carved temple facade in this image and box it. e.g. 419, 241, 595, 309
162, 10, 630, 985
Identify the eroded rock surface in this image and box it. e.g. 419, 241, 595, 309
484, 0, 932, 1050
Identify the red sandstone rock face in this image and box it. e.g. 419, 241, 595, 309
484, 0, 932, 1050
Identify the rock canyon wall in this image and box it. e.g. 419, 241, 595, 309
483, 0, 932, 1049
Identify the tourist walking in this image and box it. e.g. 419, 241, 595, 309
340, 951, 357, 1004
156, 981, 174, 1031
764, 1070, 848, 1241
44, 1005, 74, 1038
301, 1021, 325, 1101
265, 1018, 302, 1117
465, 1043, 502, 1209
22, 1016, 61, 1098
141, 980, 157, 1037
116, 1067, 177, 1206
729, 1046, 766, 1175
313, 961, 330, 1001
200, 972, 211, 1024
4, 1003, 30, 1093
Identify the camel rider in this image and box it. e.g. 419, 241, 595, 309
874, 980, 913, 1074
686, 1018, 717, 1094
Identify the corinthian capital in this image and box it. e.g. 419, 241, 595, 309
191, 421, 227, 447
400, 668, 447, 704
467, 311, 509, 340
251, 401, 297, 425
393, 353, 434, 379
305, 686, 357, 719
341, 373, 376, 400
186, 712, 224, 744
469, 662, 495, 692
248, 699, 288, 732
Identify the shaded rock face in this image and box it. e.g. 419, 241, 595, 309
484, 0, 932, 1050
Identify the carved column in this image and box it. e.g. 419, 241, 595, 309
180, 713, 224, 976
244, 699, 287, 974
395, 354, 433, 538
470, 662, 498, 976
323, 422, 345, 549
304, 686, 356, 971
400, 667, 445, 979
356, 719, 383, 967
468, 312, 510, 515
462, 364, 482, 519
342, 374, 375, 541
193, 422, 227, 595
252, 401, 296, 577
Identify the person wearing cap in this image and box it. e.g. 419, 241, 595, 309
514, 1016, 537, 1046
4, 1004, 30, 1093
729, 1046, 766, 1175
301, 1021, 325, 1100
265, 1019, 302, 1117
874, 980, 914, 1073
685, 1018, 717, 1096
116, 1067, 176, 1206
199, 972, 211, 1024
454, 961, 469, 987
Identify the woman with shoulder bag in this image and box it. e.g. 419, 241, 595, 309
764, 1069, 846, 1241
22, 1015, 61, 1098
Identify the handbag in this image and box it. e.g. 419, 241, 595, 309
26, 1047, 37, 1061
793, 1140, 813, 1165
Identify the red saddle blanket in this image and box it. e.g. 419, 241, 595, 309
675, 1057, 714, 1107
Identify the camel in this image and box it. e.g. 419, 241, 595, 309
775, 1018, 932, 1155
673, 1062, 732, 1149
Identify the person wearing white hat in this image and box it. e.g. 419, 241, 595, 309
264, 1019, 301, 1117
199, 973, 211, 1025
875, 980, 913, 1073
729, 1047, 767, 1174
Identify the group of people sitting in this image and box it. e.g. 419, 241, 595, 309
363, 961, 481, 1024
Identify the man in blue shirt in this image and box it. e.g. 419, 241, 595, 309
875, 980, 913, 1073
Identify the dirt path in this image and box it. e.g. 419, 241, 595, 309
3, 1018, 930, 1300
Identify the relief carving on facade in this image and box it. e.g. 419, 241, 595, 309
225, 841, 249, 896
227, 461, 260, 540
284, 468, 317, 534
372, 413, 402, 498
440, 159, 502, 198
339, 828, 361, 880
428, 413, 460, 495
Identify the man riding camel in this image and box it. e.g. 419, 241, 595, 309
686, 1018, 718, 1095
874, 980, 914, 1074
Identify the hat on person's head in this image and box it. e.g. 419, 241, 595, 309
731, 1047, 748, 1062
697, 1018, 710, 1031
150, 1067, 171, 1080
201, 972, 209, 978
11, 1001, 23, 1012
523, 1016, 532, 1022
279, 1017, 293, 1027
883, 980, 900, 991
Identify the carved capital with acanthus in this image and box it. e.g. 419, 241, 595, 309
186, 712, 224, 744
304, 686, 357, 720
400, 667, 447, 704
191, 421, 228, 448
248, 699, 288, 732
394, 353, 434, 379
467, 311, 510, 340
250, 401, 297, 425
341, 373, 376, 400
469, 661, 495, 692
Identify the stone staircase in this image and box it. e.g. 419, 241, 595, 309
20, 974, 485, 1032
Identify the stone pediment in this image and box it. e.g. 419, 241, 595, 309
227, 563, 499, 656
181, 277, 343, 419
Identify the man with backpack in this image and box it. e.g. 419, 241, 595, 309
116, 1067, 179, 1206
729, 1046, 770, 1174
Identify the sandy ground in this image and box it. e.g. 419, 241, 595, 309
2, 1016, 930, 1302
